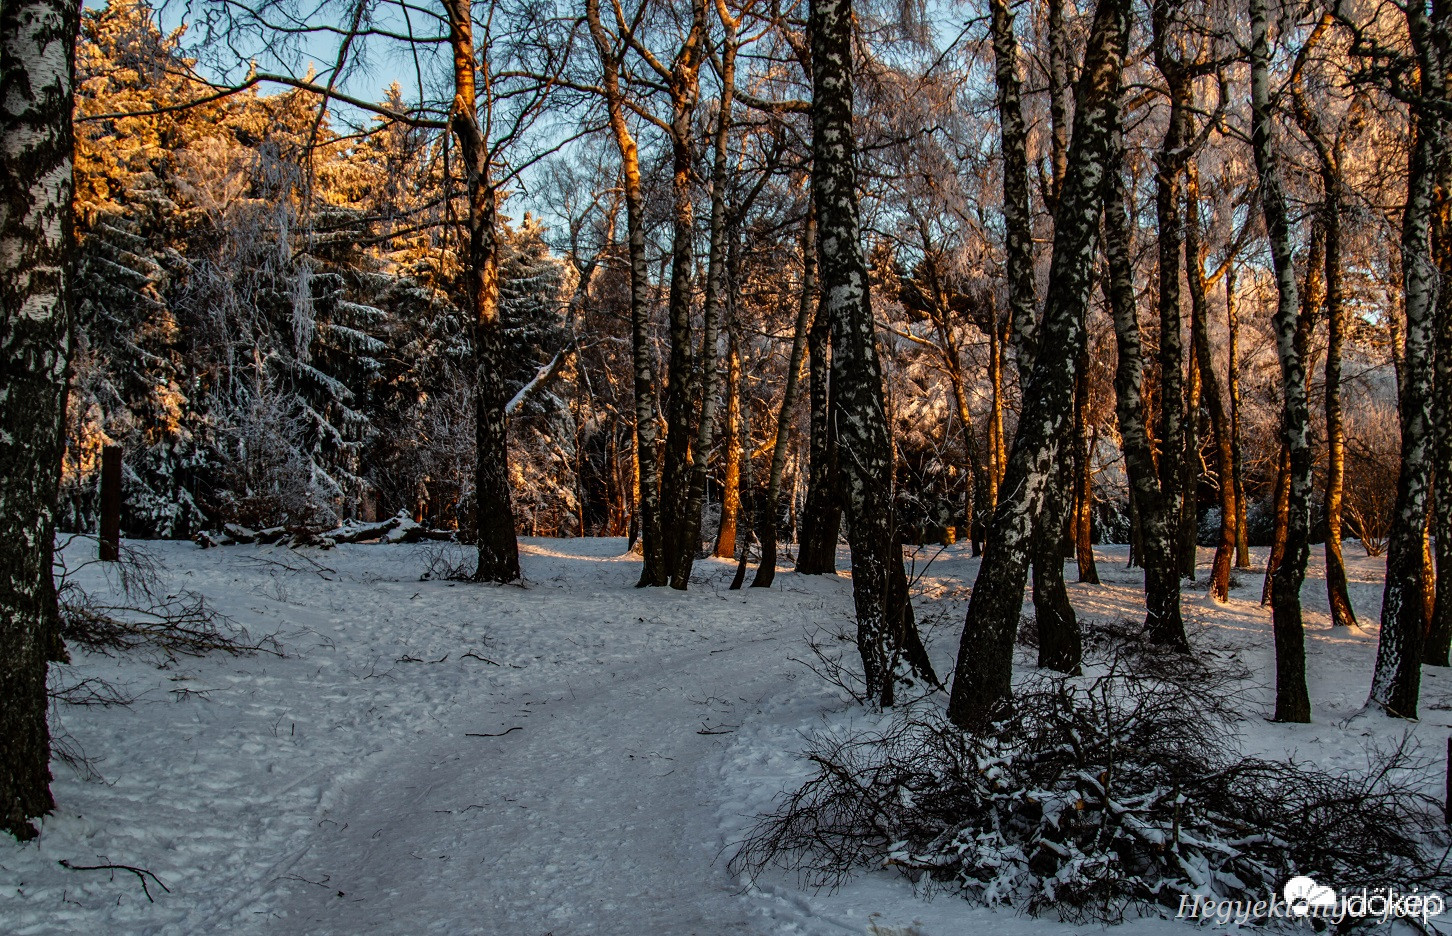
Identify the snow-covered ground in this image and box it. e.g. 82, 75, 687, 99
1, 536, 1444, 935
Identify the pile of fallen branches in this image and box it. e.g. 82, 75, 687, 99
56, 539, 275, 662
194, 509, 455, 549
733, 646, 1450, 923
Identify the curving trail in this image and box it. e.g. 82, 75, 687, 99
262, 637, 785, 935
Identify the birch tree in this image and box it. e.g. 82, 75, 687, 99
1357, 0, 1448, 718
947, 0, 1129, 726
0, 0, 80, 840
1249, 0, 1311, 722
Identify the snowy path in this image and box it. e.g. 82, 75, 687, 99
5, 536, 1446, 936
262, 631, 785, 934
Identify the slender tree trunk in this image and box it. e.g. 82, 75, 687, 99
992, 0, 1081, 663
1186, 161, 1236, 602
1289, 15, 1357, 628
754, 207, 816, 588
714, 338, 742, 558
1103, 119, 1184, 649
1322, 167, 1358, 627
730, 353, 756, 591
1147, 24, 1189, 645
1035, 454, 1082, 673
1046, 0, 1072, 210
1227, 264, 1251, 568
1262, 444, 1290, 604
797, 258, 840, 574
671, 9, 735, 589
1365, 27, 1440, 717
939, 319, 989, 560
1429, 181, 1452, 662
657, 2, 709, 587
947, 0, 1128, 726
1075, 402, 1100, 583
988, 0, 1038, 367
0, 0, 80, 840
1250, 0, 1312, 721
1424, 509, 1437, 631
812, 0, 912, 703
978, 311, 1008, 555
586, 0, 663, 584
442, 0, 519, 584
1179, 354, 1201, 579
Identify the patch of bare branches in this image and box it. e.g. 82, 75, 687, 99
733, 648, 1449, 923
55, 538, 276, 662
420, 543, 477, 582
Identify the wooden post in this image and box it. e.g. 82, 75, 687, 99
100, 444, 121, 561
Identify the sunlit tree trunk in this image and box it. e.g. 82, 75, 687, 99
947, 0, 1128, 726
714, 337, 742, 559
0, 0, 80, 840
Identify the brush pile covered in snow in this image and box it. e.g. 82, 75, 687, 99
735, 627, 1452, 923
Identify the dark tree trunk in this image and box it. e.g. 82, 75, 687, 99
443, 0, 521, 585
1290, 16, 1358, 629
586, 0, 664, 585
0, 0, 80, 840
1429, 179, 1452, 662
730, 341, 756, 591
1227, 264, 1251, 569
1262, 444, 1290, 605
657, 2, 708, 588
1146, 16, 1190, 645
1103, 122, 1184, 649
754, 207, 816, 588
988, 0, 1038, 366
671, 9, 735, 590
1035, 455, 1082, 673
1073, 354, 1100, 584
1178, 359, 1201, 581
797, 250, 840, 574
1186, 162, 1236, 602
947, 0, 1128, 726
99, 444, 121, 562
811, 0, 929, 703
1251, 0, 1312, 721
941, 324, 988, 555
883, 538, 940, 707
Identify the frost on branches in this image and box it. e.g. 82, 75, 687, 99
735, 634, 1451, 922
